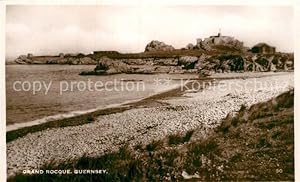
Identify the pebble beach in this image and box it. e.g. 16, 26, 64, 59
7, 72, 294, 178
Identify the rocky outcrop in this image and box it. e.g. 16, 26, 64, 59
14, 54, 97, 65
15, 51, 293, 76
14, 34, 293, 76
80, 53, 293, 76
15, 55, 32, 64
187, 35, 244, 52
80, 56, 132, 75
145, 40, 175, 52
79, 57, 96, 65
98, 56, 131, 74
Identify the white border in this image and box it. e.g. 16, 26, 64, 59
0, 0, 298, 181
0, 2, 6, 181
0, 0, 295, 6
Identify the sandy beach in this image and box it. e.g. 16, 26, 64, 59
6, 72, 294, 178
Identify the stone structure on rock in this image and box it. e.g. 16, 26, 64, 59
199, 32, 243, 51
13, 32, 293, 75
144, 40, 175, 52
185, 31, 244, 51
251, 43, 276, 54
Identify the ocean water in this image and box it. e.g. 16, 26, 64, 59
6, 65, 197, 126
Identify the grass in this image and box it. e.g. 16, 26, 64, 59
145, 140, 164, 152
88, 49, 231, 60
8, 90, 294, 181
168, 130, 194, 145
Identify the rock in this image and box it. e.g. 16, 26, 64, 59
81, 56, 132, 75
153, 66, 171, 73
200, 35, 244, 51
195, 38, 203, 49
194, 54, 210, 70
97, 56, 131, 74
122, 59, 153, 65
14, 58, 27, 64
130, 66, 155, 74
168, 67, 185, 74
183, 69, 198, 73
79, 57, 95, 65
59, 53, 64, 58
186, 43, 194, 50
182, 171, 200, 180
14, 55, 33, 64
179, 56, 198, 64
145, 40, 175, 52
153, 58, 178, 66
178, 56, 199, 70
199, 69, 213, 77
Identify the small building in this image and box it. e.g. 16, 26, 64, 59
251, 43, 276, 54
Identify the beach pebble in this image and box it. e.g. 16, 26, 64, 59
7, 73, 294, 178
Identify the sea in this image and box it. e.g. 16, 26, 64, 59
6, 65, 197, 128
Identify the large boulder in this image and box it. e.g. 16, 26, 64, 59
144, 40, 175, 52
178, 56, 198, 70
96, 56, 131, 74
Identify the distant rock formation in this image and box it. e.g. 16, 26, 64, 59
13, 33, 293, 76
185, 33, 244, 52
145, 40, 175, 52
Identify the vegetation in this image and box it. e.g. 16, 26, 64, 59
168, 130, 194, 145
88, 49, 242, 60
8, 90, 294, 181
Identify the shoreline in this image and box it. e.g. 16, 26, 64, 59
6, 84, 182, 132
6, 72, 294, 178
6, 71, 292, 141
6, 80, 202, 142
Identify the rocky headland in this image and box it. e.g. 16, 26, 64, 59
14, 34, 294, 76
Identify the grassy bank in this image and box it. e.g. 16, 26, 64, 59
89, 48, 242, 60
8, 89, 294, 181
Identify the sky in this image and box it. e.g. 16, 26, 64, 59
6, 5, 294, 58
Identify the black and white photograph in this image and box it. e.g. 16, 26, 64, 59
0, 0, 298, 181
